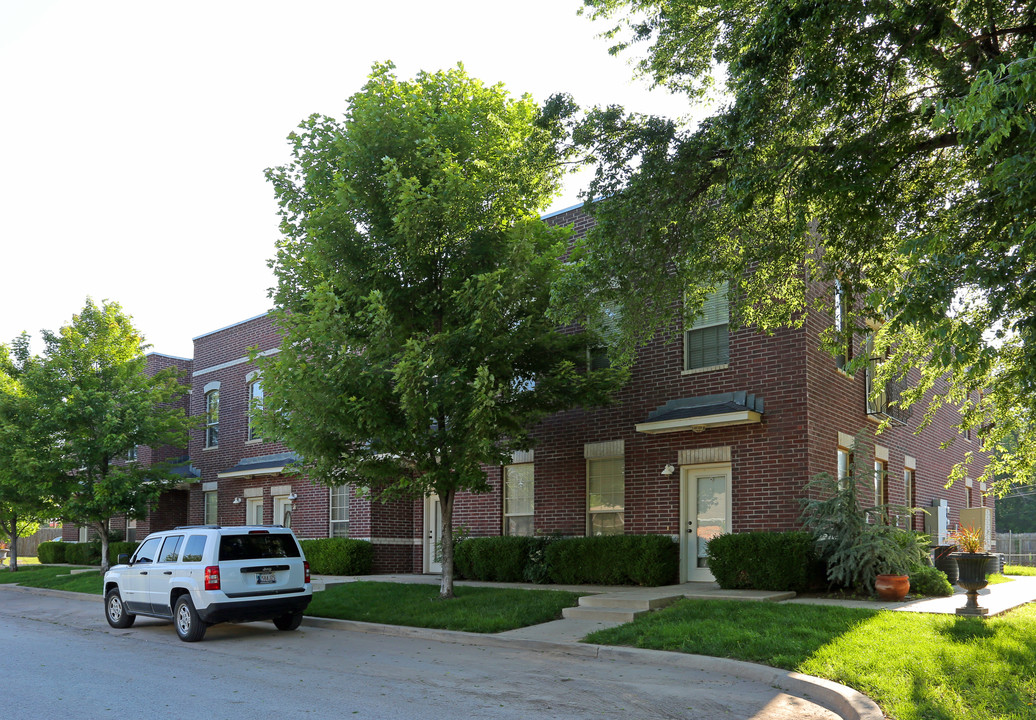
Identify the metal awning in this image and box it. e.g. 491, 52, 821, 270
217, 451, 300, 479
635, 392, 764, 434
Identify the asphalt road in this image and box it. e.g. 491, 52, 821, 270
2, 586, 841, 720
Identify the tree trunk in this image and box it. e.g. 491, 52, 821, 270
438, 489, 456, 600
2, 515, 16, 572
96, 521, 110, 573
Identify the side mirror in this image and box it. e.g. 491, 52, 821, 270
118, 554, 130, 565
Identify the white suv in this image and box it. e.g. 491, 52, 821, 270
103, 525, 312, 642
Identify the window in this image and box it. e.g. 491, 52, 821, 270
182, 534, 206, 562
873, 459, 888, 522
126, 518, 137, 543
834, 279, 852, 370
205, 390, 219, 448
684, 282, 729, 371
127, 446, 137, 462
158, 535, 183, 563
588, 457, 624, 535
248, 377, 264, 441
203, 491, 218, 525
837, 446, 853, 491
503, 464, 534, 536
904, 468, 916, 529
330, 486, 350, 538
78, 526, 88, 543
589, 301, 621, 371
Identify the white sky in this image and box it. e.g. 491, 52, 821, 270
0, 0, 693, 359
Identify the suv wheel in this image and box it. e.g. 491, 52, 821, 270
174, 595, 207, 642
105, 589, 136, 629
273, 611, 304, 631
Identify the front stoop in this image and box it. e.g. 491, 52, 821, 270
562, 592, 684, 622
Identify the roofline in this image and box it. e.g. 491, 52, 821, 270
540, 196, 602, 221
147, 351, 193, 362
192, 311, 271, 342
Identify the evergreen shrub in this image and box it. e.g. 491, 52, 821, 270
37, 541, 66, 564
545, 535, 678, 586
64, 541, 101, 565
107, 541, 140, 565
909, 565, 954, 596
707, 531, 825, 592
299, 538, 373, 575
454, 536, 536, 582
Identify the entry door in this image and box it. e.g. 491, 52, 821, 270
424, 495, 443, 573
681, 465, 731, 582
246, 497, 264, 526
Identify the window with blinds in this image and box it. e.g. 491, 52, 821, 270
684, 282, 729, 371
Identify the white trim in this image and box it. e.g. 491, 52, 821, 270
203, 381, 221, 394
678, 447, 731, 465
147, 351, 193, 362
680, 364, 729, 375
218, 465, 286, 479
511, 449, 535, 464
904, 455, 917, 470
271, 485, 292, 496
584, 440, 624, 459
192, 348, 280, 378
351, 537, 422, 546
243, 487, 264, 498
636, 410, 761, 434
245, 370, 260, 383
192, 311, 270, 341
202, 481, 218, 492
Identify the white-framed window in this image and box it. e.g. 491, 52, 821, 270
246, 496, 264, 526
330, 485, 350, 538
205, 389, 219, 448
684, 282, 729, 371
78, 526, 88, 543
203, 491, 218, 525
127, 446, 138, 462
834, 278, 852, 370
873, 458, 888, 523
248, 377, 264, 441
837, 445, 852, 490
588, 457, 625, 536
126, 518, 137, 543
503, 464, 534, 536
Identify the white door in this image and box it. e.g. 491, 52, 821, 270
273, 495, 292, 527
246, 497, 264, 526
424, 495, 443, 573
681, 465, 731, 582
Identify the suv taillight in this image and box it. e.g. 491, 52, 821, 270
204, 565, 221, 590
304, 561, 310, 584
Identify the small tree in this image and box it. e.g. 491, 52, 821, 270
260, 64, 625, 598
27, 299, 192, 571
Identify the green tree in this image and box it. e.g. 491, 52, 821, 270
260, 63, 624, 598
567, 1, 1036, 490
0, 336, 53, 571
28, 299, 192, 571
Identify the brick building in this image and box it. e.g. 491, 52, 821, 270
66, 206, 992, 581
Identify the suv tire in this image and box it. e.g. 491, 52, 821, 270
105, 589, 136, 629
174, 595, 207, 642
273, 611, 304, 631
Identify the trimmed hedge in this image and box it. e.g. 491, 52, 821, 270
707, 531, 825, 592
108, 541, 140, 566
64, 541, 101, 566
910, 565, 954, 597
37, 541, 66, 564
545, 535, 679, 586
300, 538, 373, 575
455, 536, 538, 582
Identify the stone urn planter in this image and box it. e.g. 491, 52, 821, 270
954, 552, 995, 616
875, 573, 911, 601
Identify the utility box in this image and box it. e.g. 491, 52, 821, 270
925, 499, 949, 544
959, 506, 995, 551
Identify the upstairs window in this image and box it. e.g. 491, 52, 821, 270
588, 301, 621, 371
205, 390, 219, 448
126, 446, 137, 462
684, 282, 729, 371
248, 377, 264, 441
834, 279, 853, 370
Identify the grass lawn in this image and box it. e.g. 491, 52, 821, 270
307, 581, 581, 633
1005, 565, 1036, 576
0, 565, 102, 594
585, 599, 1036, 720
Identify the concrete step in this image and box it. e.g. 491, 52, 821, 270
578, 593, 684, 611
562, 605, 648, 622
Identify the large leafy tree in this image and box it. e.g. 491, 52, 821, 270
28, 299, 192, 571
0, 337, 53, 571
260, 63, 624, 598
567, 1, 1036, 490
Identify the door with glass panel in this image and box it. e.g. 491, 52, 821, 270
424, 495, 443, 573
681, 465, 731, 582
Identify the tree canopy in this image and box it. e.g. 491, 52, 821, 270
260, 63, 624, 597
26, 299, 192, 571
566, 0, 1036, 491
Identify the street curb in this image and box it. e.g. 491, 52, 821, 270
300, 615, 885, 720
3, 584, 883, 720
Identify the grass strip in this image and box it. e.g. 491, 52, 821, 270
585, 599, 1036, 720
0, 565, 103, 594
1005, 565, 1036, 576
307, 581, 581, 633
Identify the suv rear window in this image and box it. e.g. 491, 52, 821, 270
218, 534, 301, 561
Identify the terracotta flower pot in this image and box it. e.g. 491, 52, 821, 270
875, 573, 910, 601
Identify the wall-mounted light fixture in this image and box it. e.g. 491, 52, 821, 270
232, 497, 242, 504
661, 464, 675, 476
287, 493, 298, 501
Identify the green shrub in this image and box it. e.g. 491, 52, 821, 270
107, 541, 139, 566
454, 536, 537, 582
300, 538, 373, 575
707, 531, 825, 592
64, 542, 101, 565
545, 535, 678, 586
910, 565, 954, 596
37, 541, 66, 564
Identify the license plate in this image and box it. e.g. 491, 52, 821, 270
256, 572, 276, 584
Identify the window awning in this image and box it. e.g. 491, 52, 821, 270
635, 392, 764, 434
218, 451, 300, 479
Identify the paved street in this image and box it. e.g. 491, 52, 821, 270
2, 587, 841, 720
